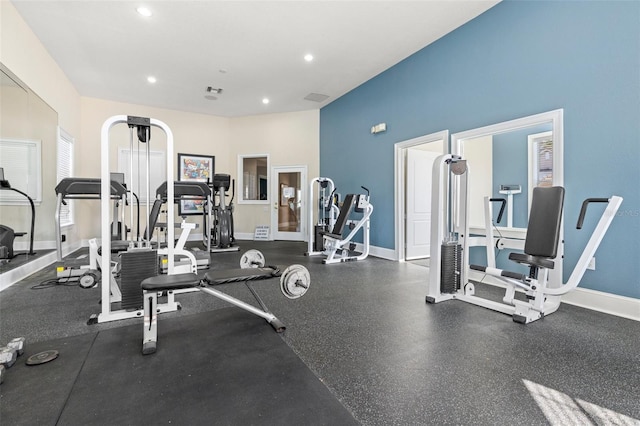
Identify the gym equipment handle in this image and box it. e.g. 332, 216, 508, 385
489, 198, 507, 224
576, 198, 610, 229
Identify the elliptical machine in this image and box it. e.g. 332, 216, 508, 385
205, 174, 240, 253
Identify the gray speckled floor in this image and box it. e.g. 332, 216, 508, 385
1, 240, 639, 425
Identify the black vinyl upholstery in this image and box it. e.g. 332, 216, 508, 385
508, 186, 564, 270
523, 186, 564, 258
321, 194, 355, 240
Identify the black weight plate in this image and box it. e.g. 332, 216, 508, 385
26, 350, 59, 366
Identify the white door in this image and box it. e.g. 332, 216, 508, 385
406, 149, 440, 260
271, 166, 307, 241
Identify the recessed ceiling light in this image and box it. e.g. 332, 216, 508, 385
262, 98, 270, 105
147, 76, 157, 83
136, 6, 152, 17
304, 54, 314, 62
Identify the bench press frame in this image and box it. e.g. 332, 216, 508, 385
141, 268, 285, 355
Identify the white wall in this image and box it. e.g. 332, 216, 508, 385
230, 110, 319, 236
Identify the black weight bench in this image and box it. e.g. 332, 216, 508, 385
141, 268, 284, 355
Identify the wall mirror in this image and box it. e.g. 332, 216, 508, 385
237, 154, 269, 204
451, 109, 564, 239
0, 63, 58, 248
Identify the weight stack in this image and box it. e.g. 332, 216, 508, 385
313, 225, 326, 252
440, 242, 461, 294
120, 250, 157, 310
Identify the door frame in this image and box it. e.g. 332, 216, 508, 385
394, 130, 448, 261
270, 165, 308, 241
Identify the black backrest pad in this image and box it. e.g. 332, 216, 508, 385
524, 186, 565, 258
331, 194, 356, 235
142, 199, 163, 240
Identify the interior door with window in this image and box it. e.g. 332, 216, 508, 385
271, 166, 307, 241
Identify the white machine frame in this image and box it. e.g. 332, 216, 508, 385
98, 115, 181, 323
322, 191, 373, 264
306, 177, 340, 256
426, 153, 622, 323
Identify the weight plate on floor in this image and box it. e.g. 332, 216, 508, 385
280, 265, 310, 299
26, 350, 59, 366
79, 270, 100, 289
240, 249, 265, 269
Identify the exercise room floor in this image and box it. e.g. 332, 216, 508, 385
1, 240, 639, 425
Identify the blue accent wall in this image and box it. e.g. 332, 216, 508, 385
320, 1, 640, 298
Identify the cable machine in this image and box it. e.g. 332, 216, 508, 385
94, 115, 180, 324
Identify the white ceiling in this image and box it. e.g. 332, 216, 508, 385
12, 0, 499, 117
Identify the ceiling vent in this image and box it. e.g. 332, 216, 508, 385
205, 86, 223, 101
304, 93, 329, 103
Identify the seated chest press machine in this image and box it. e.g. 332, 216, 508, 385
317, 187, 373, 264
426, 154, 622, 324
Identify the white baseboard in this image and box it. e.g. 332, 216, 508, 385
13, 239, 58, 251
561, 287, 640, 322
235, 232, 260, 241
468, 270, 639, 322
350, 242, 396, 261
0, 240, 83, 291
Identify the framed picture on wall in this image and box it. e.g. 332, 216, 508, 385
177, 153, 214, 215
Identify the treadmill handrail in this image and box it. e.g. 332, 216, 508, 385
156, 181, 211, 201
55, 178, 127, 198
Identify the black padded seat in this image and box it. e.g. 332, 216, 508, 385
204, 268, 279, 285
508, 252, 555, 270
141, 273, 200, 291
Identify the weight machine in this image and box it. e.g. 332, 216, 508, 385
319, 187, 373, 264
426, 154, 623, 323
305, 177, 340, 256
93, 115, 181, 324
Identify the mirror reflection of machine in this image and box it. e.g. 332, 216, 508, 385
0, 167, 36, 264
53, 177, 128, 286
498, 184, 521, 228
